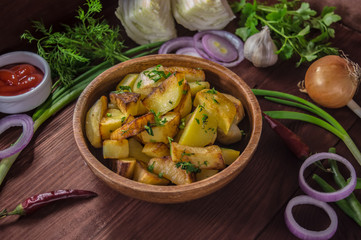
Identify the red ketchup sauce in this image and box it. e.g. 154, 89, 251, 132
0, 63, 44, 96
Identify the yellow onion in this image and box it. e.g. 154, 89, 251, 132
300, 55, 361, 117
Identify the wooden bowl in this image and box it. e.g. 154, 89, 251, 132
73, 54, 262, 203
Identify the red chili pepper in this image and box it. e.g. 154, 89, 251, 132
0, 189, 97, 218
262, 112, 311, 160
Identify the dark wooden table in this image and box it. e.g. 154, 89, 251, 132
1, 1, 361, 239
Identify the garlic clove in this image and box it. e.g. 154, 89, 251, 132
244, 26, 278, 67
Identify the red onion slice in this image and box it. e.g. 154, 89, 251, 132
0, 114, 34, 159
285, 195, 338, 240
193, 30, 244, 68
175, 47, 202, 58
299, 152, 357, 202
158, 37, 195, 54
201, 33, 238, 62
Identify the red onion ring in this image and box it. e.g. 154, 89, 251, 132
175, 47, 202, 58
285, 195, 338, 240
158, 37, 195, 54
0, 114, 34, 159
201, 33, 238, 62
299, 152, 357, 202
193, 30, 244, 68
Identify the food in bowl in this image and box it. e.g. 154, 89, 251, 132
84, 64, 246, 185
73, 54, 262, 203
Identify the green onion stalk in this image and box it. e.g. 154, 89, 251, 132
252, 89, 361, 166
0, 0, 164, 186
313, 148, 361, 226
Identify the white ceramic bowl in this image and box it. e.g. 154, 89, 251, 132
0, 51, 52, 114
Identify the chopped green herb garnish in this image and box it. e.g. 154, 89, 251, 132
169, 100, 173, 105
150, 110, 167, 126
178, 78, 184, 86
195, 118, 200, 125
106, 113, 112, 117
206, 88, 217, 94
179, 118, 186, 129
145, 122, 154, 136
202, 114, 208, 125
137, 79, 142, 89
168, 136, 174, 144
213, 98, 219, 104
143, 65, 171, 82
121, 116, 126, 123
182, 90, 188, 95
114, 85, 132, 93
158, 172, 164, 178
195, 80, 201, 86
175, 161, 200, 174
148, 162, 155, 172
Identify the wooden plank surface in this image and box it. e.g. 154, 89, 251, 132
1, 1, 361, 239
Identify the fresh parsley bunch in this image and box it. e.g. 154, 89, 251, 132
232, 0, 342, 66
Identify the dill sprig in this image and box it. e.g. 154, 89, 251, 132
21, 0, 129, 87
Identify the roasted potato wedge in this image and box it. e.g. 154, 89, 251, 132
128, 137, 151, 164
221, 148, 240, 165
138, 111, 181, 144
143, 73, 186, 115
110, 113, 155, 140
178, 105, 217, 147
109, 92, 147, 117
193, 89, 236, 135
142, 142, 170, 158
170, 142, 225, 170
223, 93, 245, 124
163, 66, 205, 82
111, 158, 136, 179
85, 95, 108, 148
173, 83, 192, 118
189, 81, 211, 97
133, 160, 170, 185
116, 73, 139, 90
102, 139, 129, 159
148, 156, 195, 185
196, 169, 219, 181
100, 109, 127, 140
217, 123, 244, 145
133, 65, 167, 98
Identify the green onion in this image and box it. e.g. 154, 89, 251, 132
252, 89, 361, 167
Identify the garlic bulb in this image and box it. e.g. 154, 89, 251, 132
243, 26, 278, 67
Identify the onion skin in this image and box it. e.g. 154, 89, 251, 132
304, 55, 358, 108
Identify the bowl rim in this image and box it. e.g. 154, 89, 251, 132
73, 54, 262, 202
0, 51, 51, 101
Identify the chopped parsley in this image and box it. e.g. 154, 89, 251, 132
158, 172, 164, 178
114, 85, 132, 93
202, 114, 208, 125
106, 113, 112, 117
179, 118, 186, 129
121, 116, 126, 123
150, 110, 167, 126
136, 79, 142, 89
175, 161, 200, 174
143, 65, 171, 82
206, 88, 217, 94
145, 122, 154, 136
167, 137, 174, 144
148, 162, 155, 172
178, 78, 184, 86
